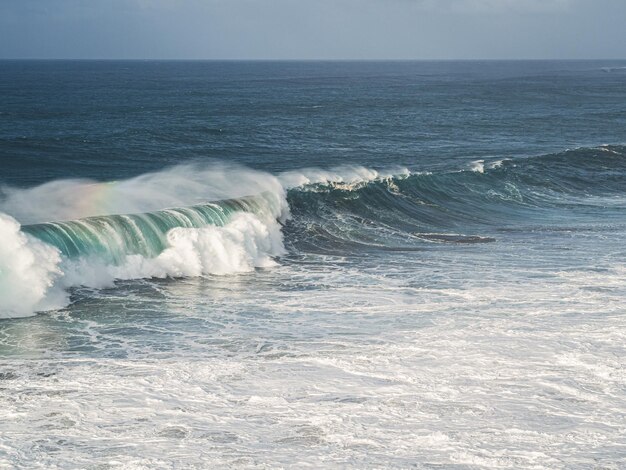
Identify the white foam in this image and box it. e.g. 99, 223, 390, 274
278, 165, 410, 189
0, 214, 67, 318
0, 211, 285, 318
469, 159, 485, 173
488, 159, 508, 169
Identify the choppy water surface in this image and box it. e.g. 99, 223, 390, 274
1, 61, 626, 468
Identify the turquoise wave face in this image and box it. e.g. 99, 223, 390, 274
22, 194, 283, 264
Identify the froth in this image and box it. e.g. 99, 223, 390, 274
0, 214, 67, 318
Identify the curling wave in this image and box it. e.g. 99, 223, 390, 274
1, 145, 625, 318
0, 164, 289, 318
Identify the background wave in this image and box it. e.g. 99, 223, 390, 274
284, 145, 626, 252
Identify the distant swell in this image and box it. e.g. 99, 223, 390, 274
1, 145, 625, 318
284, 145, 626, 252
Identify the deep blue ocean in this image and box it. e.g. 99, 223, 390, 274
1, 61, 626, 468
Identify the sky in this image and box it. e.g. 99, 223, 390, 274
1, 0, 625, 60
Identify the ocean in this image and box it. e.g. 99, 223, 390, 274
1, 60, 625, 468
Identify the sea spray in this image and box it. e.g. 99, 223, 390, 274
0, 214, 67, 318
0, 162, 288, 224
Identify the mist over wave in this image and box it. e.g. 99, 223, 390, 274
0, 162, 287, 225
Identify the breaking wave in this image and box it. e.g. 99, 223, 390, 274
1, 145, 625, 318
0, 163, 289, 318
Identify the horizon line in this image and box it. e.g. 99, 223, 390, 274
2, 57, 626, 62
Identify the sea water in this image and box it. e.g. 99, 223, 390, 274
1, 61, 625, 468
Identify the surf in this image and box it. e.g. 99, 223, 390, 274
0, 163, 290, 318
1, 145, 625, 318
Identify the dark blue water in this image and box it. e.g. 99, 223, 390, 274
2, 60, 626, 185
1, 61, 626, 468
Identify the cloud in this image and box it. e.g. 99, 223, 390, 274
404, 0, 572, 13
0, 0, 624, 59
